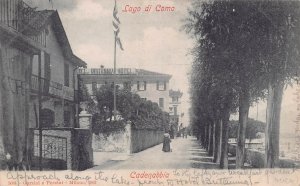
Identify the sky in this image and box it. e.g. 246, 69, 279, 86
24, 0, 300, 137
24, 0, 194, 126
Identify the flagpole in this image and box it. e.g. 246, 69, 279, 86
113, 0, 122, 120
113, 29, 117, 120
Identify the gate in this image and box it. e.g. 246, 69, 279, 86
33, 133, 68, 168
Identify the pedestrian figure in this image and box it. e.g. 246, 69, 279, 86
162, 132, 171, 152
182, 127, 186, 138
184, 129, 188, 138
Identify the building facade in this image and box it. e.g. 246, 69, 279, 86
29, 10, 86, 129
78, 68, 172, 112
169, 90, 183, 135
0, 0, 86, 169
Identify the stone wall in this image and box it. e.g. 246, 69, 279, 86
92, 124, 164, 154
131, 128, 164, 153
92, 124, 131, 153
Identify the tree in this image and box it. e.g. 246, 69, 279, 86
91, 84, 169, 134
184, 0, 300, 168
256, 1, 300, 168
188, 39, 238, 168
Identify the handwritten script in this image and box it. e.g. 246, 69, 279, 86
2, 168, 299, 186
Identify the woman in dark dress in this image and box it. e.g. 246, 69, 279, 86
162, 133, 171, 152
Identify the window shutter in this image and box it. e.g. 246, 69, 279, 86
64, 63, 69, 87
44, 52, 51, 92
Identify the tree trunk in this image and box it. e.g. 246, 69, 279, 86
212, 120, 216, 159
208, 122, 214, 156
213, 119, 222, 163
220, 111, 230, 169
236, 89, 250, 168
200, 126, 204, 144
205, 123, 209, 150
201, 125, 206, 148
0, 43, 5, 159
265, 82, 284, 168
217, 119, 223, 163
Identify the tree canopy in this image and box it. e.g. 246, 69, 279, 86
91, 84, 170, 134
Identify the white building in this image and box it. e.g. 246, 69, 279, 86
78, 68, 172, 112
169, 90, 183, 133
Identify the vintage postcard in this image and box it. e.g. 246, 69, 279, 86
0, 0, 300, 185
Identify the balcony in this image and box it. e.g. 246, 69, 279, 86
0, 0, 48, 46
31, 75, 74, 101
30, 74, 49, 94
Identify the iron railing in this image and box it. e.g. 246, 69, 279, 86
31, 75, 74, 101
30, 74, 49, 94
33, 133, 68, 162
0, 0, 47, 46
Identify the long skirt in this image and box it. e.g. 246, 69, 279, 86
162, 137, 171, 152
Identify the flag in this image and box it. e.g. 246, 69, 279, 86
113, 1, 120, 25
113, 0, 124, 51
116, 37, 124, 50
113, 0, 120, 33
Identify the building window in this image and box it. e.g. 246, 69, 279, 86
174, 106, 177, 116
123, 81, 131, 91
40, 108, 54, 128
137, 81, 146, 91
159, 98, 164, 108
64, 111, 70, 127
64, 63, 69, 87
157, 81, 166, 91
96, 83, 102, 89
172, 96, 179, 102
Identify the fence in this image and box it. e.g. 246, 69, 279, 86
33, 133, 67, 161
31, 128, 93, 170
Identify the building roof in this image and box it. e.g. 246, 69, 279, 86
34, 10, 87, 67
136, 69, 172, 79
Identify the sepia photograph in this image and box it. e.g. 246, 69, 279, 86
0, 0, 300, 185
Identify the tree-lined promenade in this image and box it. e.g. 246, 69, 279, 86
184, 0, 300, 169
